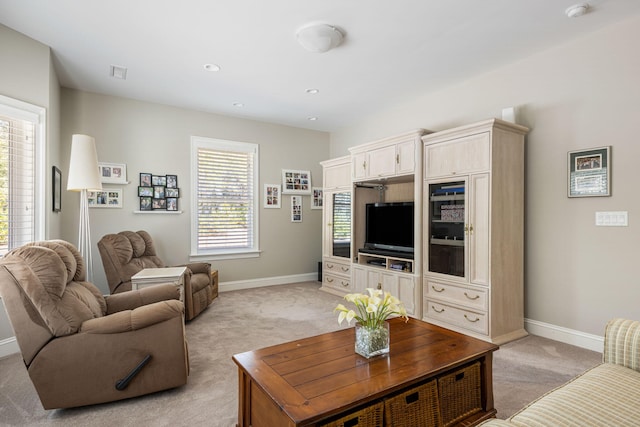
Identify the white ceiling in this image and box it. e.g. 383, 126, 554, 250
1, 0, 640, 133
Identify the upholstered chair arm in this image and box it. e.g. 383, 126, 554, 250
184, 262, 211, 276
603, 318, 640, 372
477, 420, 516, 427
104, 285, 180, 314
80, 300, 184, 334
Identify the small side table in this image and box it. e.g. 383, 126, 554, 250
131, 266, 187, 302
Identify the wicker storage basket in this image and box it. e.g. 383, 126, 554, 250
438, 362, 482, 427
384, 379, 441, 427
319, 401, 384, 427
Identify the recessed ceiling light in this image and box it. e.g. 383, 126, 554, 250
306, 88, 319, 94
233, 102, 244, 108
307, 116, 318, 121
565, 3, 589, 18
204, 63, 221, 72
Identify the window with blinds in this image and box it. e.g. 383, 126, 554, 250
0, 95, 45, 256
191, 136, 259, 257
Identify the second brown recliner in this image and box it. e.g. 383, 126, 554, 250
98, 230, 218, 321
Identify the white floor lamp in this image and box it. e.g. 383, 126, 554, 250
67, 134, 102, 282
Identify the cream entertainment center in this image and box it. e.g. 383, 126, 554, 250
320, 119, 529, 344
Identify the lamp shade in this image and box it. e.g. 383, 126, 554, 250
67, 134, 102, 191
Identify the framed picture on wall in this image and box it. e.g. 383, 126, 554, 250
52, 166, 62, 212
264, 184, 281, 208
88, 188, 123, 208
291, 195, 302, 222
311, 187, 323, 210
568, 146, 611, 197
282, 169, 311, 194
98, 162, 127, 184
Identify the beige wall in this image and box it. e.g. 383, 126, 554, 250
0, 24, 62, 341
60, 89, 329, 294
331, 15, 640, 337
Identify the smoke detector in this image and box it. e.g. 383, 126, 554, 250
566, 3, 589, 18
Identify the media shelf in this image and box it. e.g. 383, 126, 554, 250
358, 251, 414, 274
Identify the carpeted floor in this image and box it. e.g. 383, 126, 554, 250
0, 282, 602, 426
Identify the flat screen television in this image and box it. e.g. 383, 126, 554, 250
363, 202, 414, 256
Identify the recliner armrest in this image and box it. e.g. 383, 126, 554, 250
603, 318, 640, 372
80, 300, 184, 334
104, 285, 180, 314
184, 262, 211, 275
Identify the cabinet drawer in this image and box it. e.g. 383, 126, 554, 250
424, 279, 487, 311
323, 260, 351, 277
425, 299, 488, 335
323, 273, 352, 291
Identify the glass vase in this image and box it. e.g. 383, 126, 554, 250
355, 321, 390, 358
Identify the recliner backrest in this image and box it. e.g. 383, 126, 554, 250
0, 240, 107, 365
97, 230, 165, 294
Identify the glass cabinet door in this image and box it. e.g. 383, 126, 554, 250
331, 192, 351, 258
427, 181, 465, 277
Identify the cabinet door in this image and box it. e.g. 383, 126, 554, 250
397, 275, 416, 316
396, 140, 415, 175
469, 173, 490, 286
352, 152, 367, 180
424, 132, 490, 178
367, 145, 397, 178
324, 162, 351, 190
323, 191, 351, 259
352, 265, 367, 293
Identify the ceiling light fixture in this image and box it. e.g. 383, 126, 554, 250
307, 116, 318, 121
233, 102, 244, 107
306, 88, 320, 94
296, 23, 344, 53
565, 3, 589, 18
204, 63, 221, 72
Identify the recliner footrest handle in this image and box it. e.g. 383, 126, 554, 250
115, 354, 152, 391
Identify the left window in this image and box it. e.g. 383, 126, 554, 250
0, 95, 45, 256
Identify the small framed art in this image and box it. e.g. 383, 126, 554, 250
166, 175, 178, 188
311, 187, 323, 210
140, 197, 152, 211
140, 173, 152, 187
52, 166, 62, 212
264, 184, 281, 208
291, 195, 302, 222
282, 169, 311, 194
568, 146, 611, 197
166, 197, 178, 211
98, 162, 127, 184
88, 189, 123, 208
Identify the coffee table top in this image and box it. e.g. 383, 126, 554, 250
233, 317, 498, 425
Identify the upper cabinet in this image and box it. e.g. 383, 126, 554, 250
350, 130, 426, 181
323, 156, 351, 191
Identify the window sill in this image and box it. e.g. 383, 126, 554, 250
190, 249, 261, 262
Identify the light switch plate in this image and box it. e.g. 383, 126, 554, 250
595, 211, 628, 226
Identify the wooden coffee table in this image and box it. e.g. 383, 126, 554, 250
233, 318, 499, 427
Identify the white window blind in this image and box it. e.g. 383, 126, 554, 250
0, 96, 44, 256
191, 137, 259, 258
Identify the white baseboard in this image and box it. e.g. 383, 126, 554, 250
219, 272, 318, 292
0, 336, 19, 358
525, 318, 604, 353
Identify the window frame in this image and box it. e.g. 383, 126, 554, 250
0, 94, 46, 256
190, 135, 260, 260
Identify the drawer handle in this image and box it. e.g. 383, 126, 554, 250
432, 285, 445, 293
326, 277, 334, 283
432, 306, 445, 314
326, 263, 334, 269
341, 266, 349, 272
341, 281, 349, 287
464, 314, 480, 323
464, 292, 479, 300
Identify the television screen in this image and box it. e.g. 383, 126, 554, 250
364, 202, 414, 254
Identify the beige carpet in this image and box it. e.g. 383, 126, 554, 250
0, 282, 602, 426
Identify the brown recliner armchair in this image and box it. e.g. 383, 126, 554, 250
0, 240, 189, 409
97, 230, 217, 321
